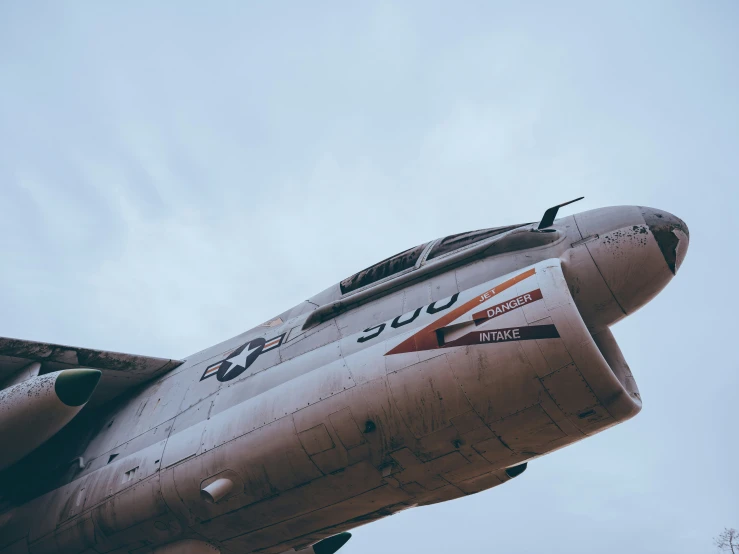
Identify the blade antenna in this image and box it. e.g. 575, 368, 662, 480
537, 197, 584, 230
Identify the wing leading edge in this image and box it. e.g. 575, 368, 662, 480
0, 336, 183, 407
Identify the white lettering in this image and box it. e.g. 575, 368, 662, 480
476, 327, 524, 343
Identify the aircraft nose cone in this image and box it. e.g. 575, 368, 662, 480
54, 369, 102, 407
640, 207, 689, 274
572, 205, 689, 317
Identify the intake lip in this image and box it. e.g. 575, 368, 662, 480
640, 207, 690, 274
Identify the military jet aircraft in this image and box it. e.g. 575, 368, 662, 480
0, 200, 688, 554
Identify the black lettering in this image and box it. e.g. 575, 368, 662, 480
427, 293, 459, 314
357, 323, 386, 343
391, 308, 422, 328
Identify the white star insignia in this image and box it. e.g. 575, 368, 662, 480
222, 341, 261, 376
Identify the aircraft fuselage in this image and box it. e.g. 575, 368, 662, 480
0, 205, 689, 554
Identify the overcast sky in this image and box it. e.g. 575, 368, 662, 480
1, 2, 737, 553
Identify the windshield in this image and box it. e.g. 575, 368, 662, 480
340, 242, 428, 295
427, 225, 523, 260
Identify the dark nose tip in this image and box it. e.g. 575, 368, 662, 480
640, 208, 690, 274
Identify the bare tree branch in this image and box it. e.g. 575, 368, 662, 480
715, 528, 739, 554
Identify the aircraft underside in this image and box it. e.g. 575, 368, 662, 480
0, 203, 688, 554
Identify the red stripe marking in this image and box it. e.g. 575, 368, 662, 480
472, 288, 543, 325
205, 363, 221, 375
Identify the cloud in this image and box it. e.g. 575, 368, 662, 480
0, 2, 737, 552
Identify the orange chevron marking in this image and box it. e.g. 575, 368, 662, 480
385, 267, 536, 355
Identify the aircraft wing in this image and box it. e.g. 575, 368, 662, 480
0, 336, 183, 408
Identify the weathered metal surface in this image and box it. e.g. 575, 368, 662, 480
0, 337, 183, 409
153, 540, 219, 554
0, 370, 100, 470
0, 205, 688, 554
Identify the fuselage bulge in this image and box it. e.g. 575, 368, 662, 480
0, 205, 688, 554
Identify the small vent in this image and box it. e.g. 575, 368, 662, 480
124, 466, 139, 482
107, 454, 119, 464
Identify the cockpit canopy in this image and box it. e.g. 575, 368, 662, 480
339, 224, 524, 295
340, 243, 429, 295
426, 225, 523, 261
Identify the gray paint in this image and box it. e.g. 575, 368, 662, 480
0, 4, 736, 552
0, 206, 688, 553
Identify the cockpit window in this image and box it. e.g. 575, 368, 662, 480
340, 242, 429, 295
427, 224, 523, 260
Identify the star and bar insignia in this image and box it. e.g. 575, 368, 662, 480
200, 333, 285, 382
